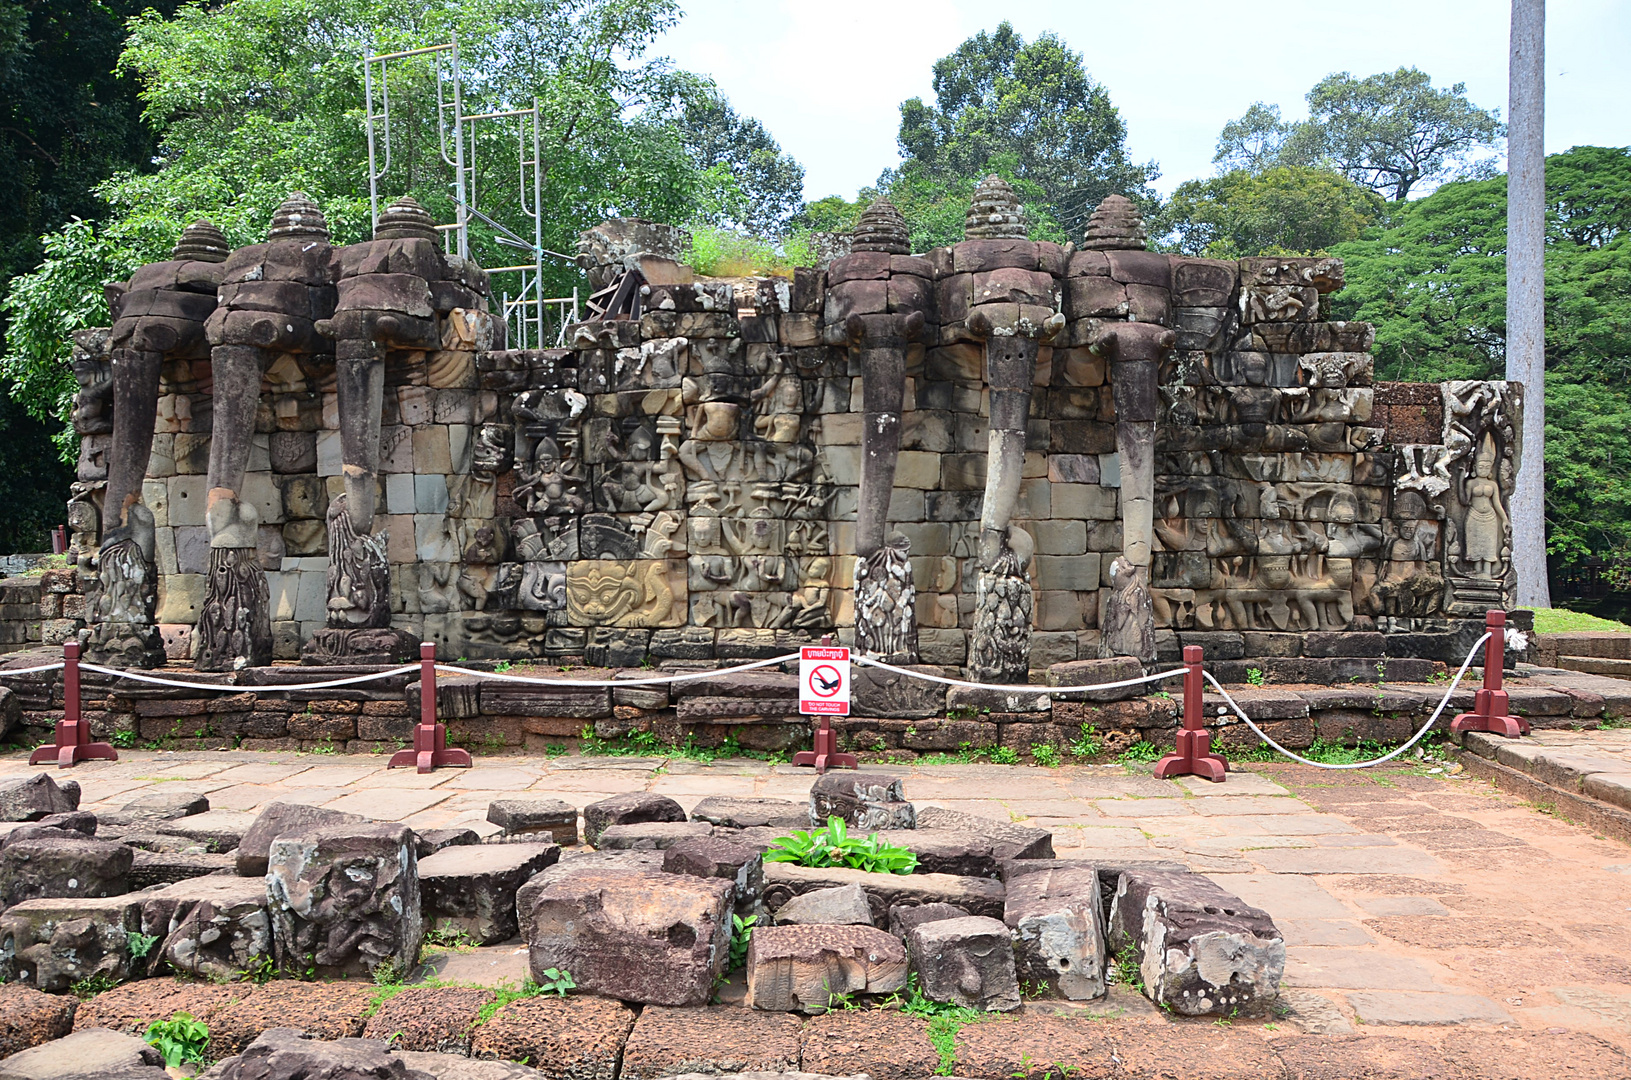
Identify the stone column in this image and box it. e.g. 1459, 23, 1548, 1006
956, 177, 1064, 683
196, 195, 333, 671
303, 197, 442, 664
88, 221, 228, 667
837, 199, 929, 664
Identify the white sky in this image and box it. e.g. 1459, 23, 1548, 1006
652, 0, 1631, 201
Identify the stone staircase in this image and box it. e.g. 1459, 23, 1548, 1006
1536, 630, 1631, 680
1455, 726, 1631, 844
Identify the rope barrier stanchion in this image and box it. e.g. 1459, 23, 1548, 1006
29, 642, 117, 769
1154, 645, 1227, 782
1450, 609, 1527, 739
389, 642, 472, 774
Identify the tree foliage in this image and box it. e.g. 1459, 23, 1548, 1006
894, 22, 1156, 240
1329, 146, 1631, 564
1154, 165, 1384, 258
1216, 68, 1504, 200
664, 77, 805, 235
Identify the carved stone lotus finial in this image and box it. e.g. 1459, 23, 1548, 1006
850, 198, 910, 254
374, 196, 439, 242
964, 175, 1028, 240
170, 220, 230, 263
267, 192, 330, 241
1080, 193, 1148, 251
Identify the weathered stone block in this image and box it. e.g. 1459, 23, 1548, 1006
0, 839, 131, 913
1002, 864, 1106, 1000
772, 882, 874, 926
526, 870, 733, 1006
234, 802, 367, 877
0, 896, 143, 992
361, 985, 494, 1055
909, 915, 1020, 1011
468, 993, 636, 1077
581, 793, 687, 847
663, 836, 766, 916
621, 1005, 804, 1079
139, 875, 271, 982
1046, 657, 1146, 702
419, 841, 560, 945
0, 982, 74, 1056
851, 666, 947, 720
746, 923, 907, 1011
0, 1026, 164, 1077
763, 862, 1005, 922
515, 850, 667, 942
0, 774, 77, 822
688, 797, 807, 830
809, 772, 915, 830
487, 798, 579, 846
267, 823, 422, 979
155, 809, 258, 853
1108, 869, 1284, 1017
597, 821, 714, 850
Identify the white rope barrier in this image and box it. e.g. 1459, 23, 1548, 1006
434, 653, 800, 687
851, 654, 1187, 694
1203, 632, 1492, 770
0, 662, 66, 676
74, 663, 421, 693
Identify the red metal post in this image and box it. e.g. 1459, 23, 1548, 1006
1154, 645, 1227, 782
792, 634, 856, 775
388, 642, 472, 773
30, 642, 117, 768
1450, 609, 1527, 738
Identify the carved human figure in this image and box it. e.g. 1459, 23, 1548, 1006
1461, 442, 1508, 578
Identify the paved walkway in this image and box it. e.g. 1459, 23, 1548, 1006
7, 744, 1631, 1048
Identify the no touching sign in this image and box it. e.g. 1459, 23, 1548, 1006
799, 645, 850, 715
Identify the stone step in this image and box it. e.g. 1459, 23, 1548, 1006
1557, 654, 1631, 679
1457, 732, 1631, 844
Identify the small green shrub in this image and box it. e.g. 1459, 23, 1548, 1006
71, 972, 119, 999
729, 914, 756, 972
145, 1012, 210, 1067
1245, 668, 1266, 687
1117, 740, 1161, 763
1069, 723, 1102, 758
126, 931, 158, 960
1030, 744, 1061, 768
989, 746, 1021, 765
536, 967, 576, 996
766, 816, 918, 875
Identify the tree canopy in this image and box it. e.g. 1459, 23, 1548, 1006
1154, 165, 1385, 259
1216, 68, 1504, 200
892, 22, 1156, 241
1329, 146, 1631, 566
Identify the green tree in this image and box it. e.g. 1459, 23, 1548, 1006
1329, 146, 1631, 566
2, 0, 747, 448
665, 78, 805, 235
1217, 68, 1504, 200
1154, 165, 1385, 258
894, 22, 1156, 239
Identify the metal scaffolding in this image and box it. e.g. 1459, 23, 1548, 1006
363, 38, 575, 348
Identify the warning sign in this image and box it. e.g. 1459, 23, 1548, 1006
799, 645, 851, 716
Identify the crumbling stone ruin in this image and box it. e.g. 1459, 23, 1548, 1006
49, 181, 1517, 682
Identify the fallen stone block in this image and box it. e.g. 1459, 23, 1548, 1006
0, 983, 73, 1057
267, 823, 421, 979
764, 862, 1005, 922
0, 1027, 165, 1080
1002, 864, 1106, 1000
4, 812, 96, 843
516, 850, 665, 942
689, 796, 808, 830
102, 790, 209, 826
597, 822, 714, 850
155, 809, 259, 854
415, 827, 481, 859
526, 870, 733, 1005
0, 775, 77, 822
139, 876, 271, 982
487, 798, 579, 846
468, 993, 636, 1076
800, 1011, 939, 1080
908, 915, 1020, 1012
620, 1005, 803, 1079
916, 807, 1053, 860
396, 1052, 549, 1080
0, 896, 143, 992
874, 829, 1005, 879
361, 985, 495, 1054
129, 849, 234, 889
888, 901, 969, 941
234, 802, 368, 876
203, 1027, 410, 1080
663, 837, 765, 916
205, 981, 375, 1056
0, 839, 132, 912
582, 793, 686, 846
745, 924, 907, 1011
71, 977, 249, 1036
809, 773, 914, 830
1108, 868, 1284, 1017
419, 841, 559, 945
772, 883, 873, 926
951, 1015, 1118, 1079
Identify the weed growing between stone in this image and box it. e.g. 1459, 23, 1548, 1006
728, 914, 756, 971
535, 967, 576, 996
1070, 724, 1102, 758
423, 921, 479, 951
474, 980, 552, 1026
1117, 741, 1161, 763
70, 972, 119, 999
576, 727, 792, 766
1030, 744, 1062, 768
144, 1012, 209, 1067
766, 817, 918, 874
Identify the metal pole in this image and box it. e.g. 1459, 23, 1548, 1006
451, 36, 469, 259
1451, 610, 1528, 738
364, 58, 379, 231
1154, 645, 1227, 781
1508, 0, 1548, 607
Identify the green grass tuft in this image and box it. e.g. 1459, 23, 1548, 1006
1527, 607, 1631, 634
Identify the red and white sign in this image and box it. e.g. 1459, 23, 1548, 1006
799, 645, 851, 715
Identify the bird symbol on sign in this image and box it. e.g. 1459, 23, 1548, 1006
814, 673, 841, 692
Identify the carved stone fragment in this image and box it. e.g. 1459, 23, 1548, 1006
266, 823, 422, 979
908, 915, 1021, 1011
745, 924, 907, 1011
